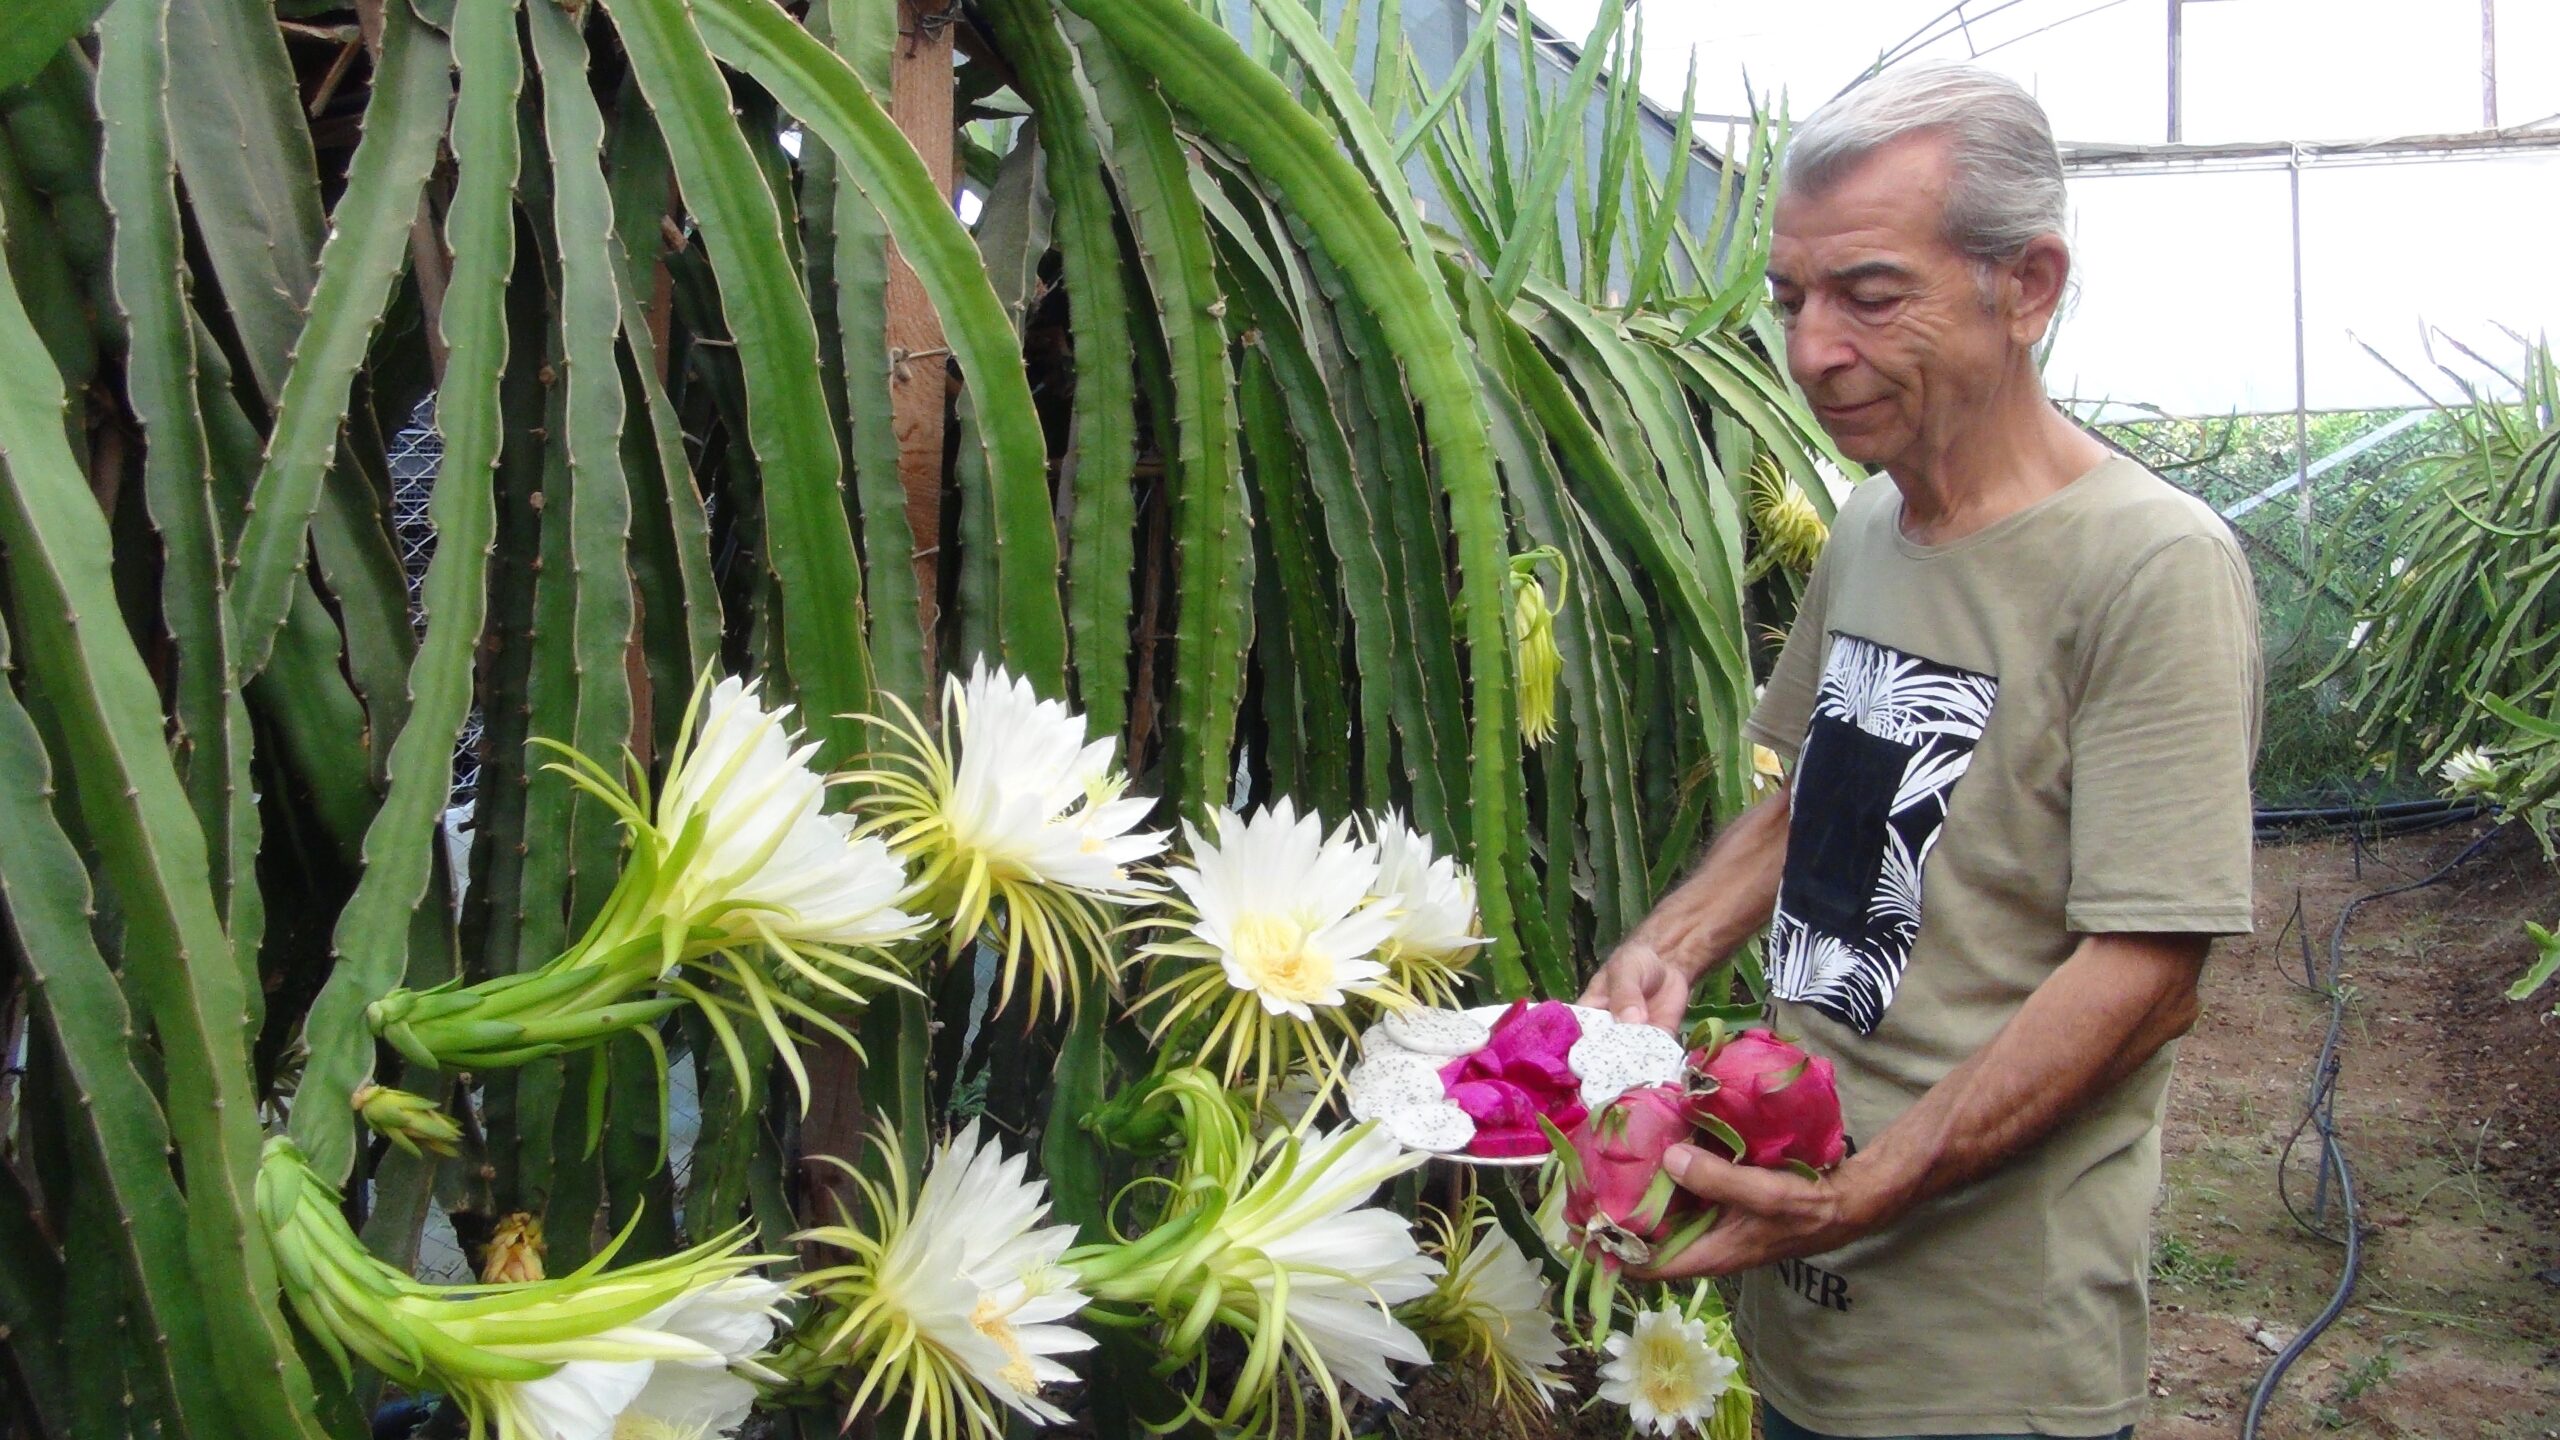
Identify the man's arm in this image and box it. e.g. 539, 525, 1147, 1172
1577, 787, 1792, 1029
1638, 929, 2207, 1279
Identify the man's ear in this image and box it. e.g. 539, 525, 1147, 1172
2006, 232, 2071, 345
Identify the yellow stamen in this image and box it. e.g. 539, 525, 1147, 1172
969, 1294, 1040, 1395
1633, 1324, 1699, 1413
1228, 914, 1336, 1006
613, 1417, 712, 1440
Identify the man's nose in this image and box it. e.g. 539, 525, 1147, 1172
1786, 301, 1858, 385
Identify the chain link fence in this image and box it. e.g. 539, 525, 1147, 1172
389, 399, 484, 810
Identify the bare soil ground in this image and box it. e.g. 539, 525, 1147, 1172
2143, 823, 2560, 1440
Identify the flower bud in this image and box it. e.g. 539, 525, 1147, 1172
350, 1083, 462, 1159
1510, 552, 1568, 747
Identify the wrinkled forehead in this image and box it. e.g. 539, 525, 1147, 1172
1771, 141, 1970, 280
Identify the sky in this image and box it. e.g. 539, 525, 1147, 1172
1525, 0, 2560, 418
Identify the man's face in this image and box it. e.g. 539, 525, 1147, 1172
1768, 133, 2022, 474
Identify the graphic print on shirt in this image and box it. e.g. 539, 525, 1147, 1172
1767, 632, 1997, 1033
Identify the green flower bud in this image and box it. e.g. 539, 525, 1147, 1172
351, 1083, 462, 1159
1509, 548, 1569, 748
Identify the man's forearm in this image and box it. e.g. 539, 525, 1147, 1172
1628, 788, 1791, 979
1834, 931, 2207, 1230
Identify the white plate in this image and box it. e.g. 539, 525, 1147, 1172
1349, 1002, 1685, 1166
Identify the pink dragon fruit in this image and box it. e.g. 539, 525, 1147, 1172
1439, 1000, 1589, 1157
1683, 1027, 1848, 1173
1556, 1084, 1704, 1266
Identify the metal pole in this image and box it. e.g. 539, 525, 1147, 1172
2483, 0, 2499, 129
2289, 146, 2313, 568
2165, 0, 2183, 143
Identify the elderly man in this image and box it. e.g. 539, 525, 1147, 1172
1578, 62, 2261, 1440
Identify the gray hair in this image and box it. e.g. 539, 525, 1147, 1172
1787, 62, 2067, 264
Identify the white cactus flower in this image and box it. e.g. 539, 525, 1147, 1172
505, 1276, 789, 1440
372, 673, 924, 1103
798, 1122, 1095, 1440
654, 675, 923, 957
2439, 746, 2502, 797
1169, 801, 1396, 1020
852, 658, 1166, 1017
1365, 811, 1483, 1006
1138, 802, 1413, 1100
1224, 1125, 1442, 1404
1599, 1304, 1744, 1437
259, 1138, 787, 1440
1072, 1113, 1439, 1436
1401, 1200, 1568, 1415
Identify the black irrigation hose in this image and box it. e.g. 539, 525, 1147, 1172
2240, 825, 2503, 1439
2254, 798, 2488, 842
2245, 1139, 2363, 1439
2254, 797, 2478, 824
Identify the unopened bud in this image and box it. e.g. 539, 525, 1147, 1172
352, 1083, 462, 1159
1509, 549, 1569, 748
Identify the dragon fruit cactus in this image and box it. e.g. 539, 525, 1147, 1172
1683, 1025, 1848, 1173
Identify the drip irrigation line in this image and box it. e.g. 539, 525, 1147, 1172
2241, 824, 2503, 1439
2253, 796, 2486, 840
2255, 796, 2476, 823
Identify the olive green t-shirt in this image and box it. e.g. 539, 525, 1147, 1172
1734, 457, 2261, 1438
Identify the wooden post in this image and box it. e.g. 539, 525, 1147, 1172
888, 0, 955, 657
797, 0, 957, 1221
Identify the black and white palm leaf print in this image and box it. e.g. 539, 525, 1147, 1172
1767, 633, 1997, 1033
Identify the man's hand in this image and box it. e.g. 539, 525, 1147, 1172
1576, 939, 1692, 1031
1636, 1144, 1875, 1279
1576, 790, 1790, 1030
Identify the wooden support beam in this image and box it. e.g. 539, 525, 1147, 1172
797, 0, 959, 1226
888, 0, 955, 662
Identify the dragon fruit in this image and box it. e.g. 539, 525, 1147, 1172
1439, 1000, 1590, 1157
1683, 1027, 1847, 1173
1556, 1084, 1704, 1267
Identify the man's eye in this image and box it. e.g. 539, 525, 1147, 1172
1851, 293, 1899, 314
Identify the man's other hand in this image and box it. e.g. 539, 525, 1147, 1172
1576, 939, 1692, 1032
